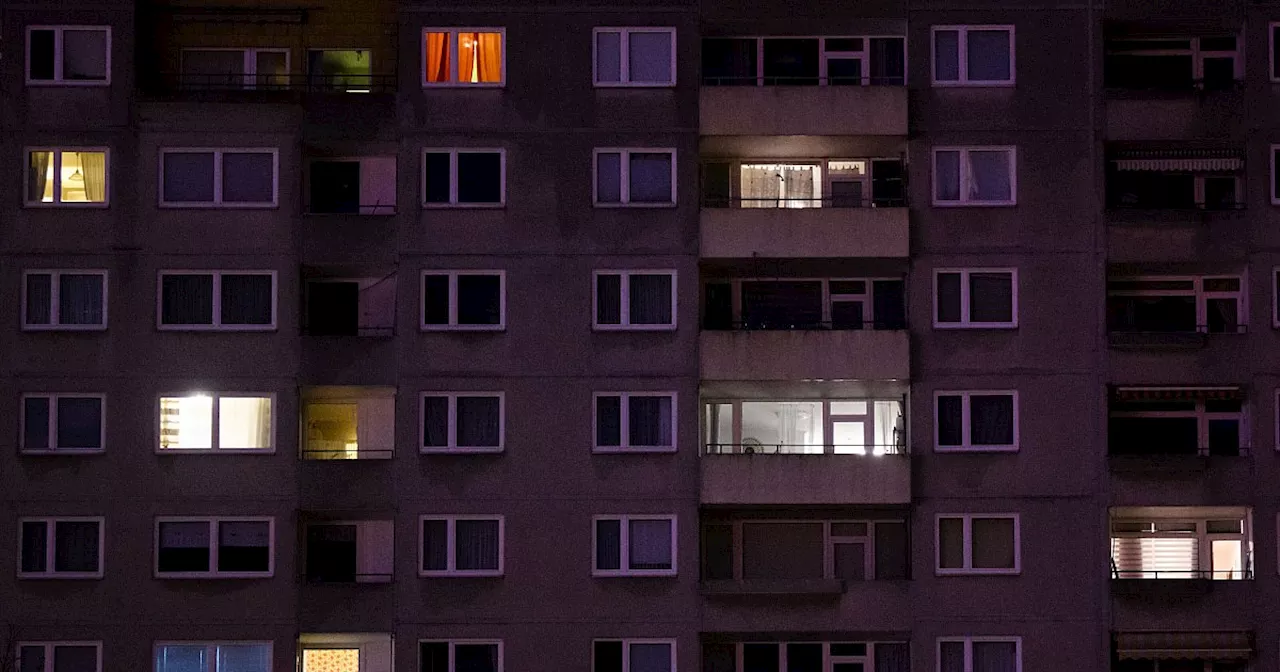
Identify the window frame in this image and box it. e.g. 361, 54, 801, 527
930, 25, 1016, 87
153, 516, 276, 579
17, 517, 105, 579
1111, 275, 1245, 334
155, 392, 277, 454
179, 47, 291, 90
591, 639, 678, 672
1272, 24, 1280, 82
417, 640, 505, 672
420, 28, 507, 87
701, 36, 908, 87
706, 276, 906, 329
934, 513, 1022, 576
1112, 512, 1250, 580
1271, 146, 1280, 205
592, 148, 678, 207
706, 518, 907, 582
25, 26, 112, 86
592, 27, 678, 88
591, 514, 679, 577
419, 391, 506, 454
17, 642, 103, 672
22, 148, 111, 207
931, 146, 1017, 206
21, 270, 109, 331
419, 270, 507, 331
702, 398, 907, 456
933, 390, 1019, 453
417, 514, 506, 577
936, 637, 1023, 672
421, 148, 507, 208
592, 270, 679, 331
154, 642, 274, 672
932, 268, 1019, 329
20, 393, 107, 455
156, 270, 279, 331
592, 391, 679, 453
158, 148, 280, 208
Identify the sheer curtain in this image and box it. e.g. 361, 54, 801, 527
629, 519, 672, 569
969, 395, 1013, 446
425, 33, 450, 82
874, 643, 910, 672
53, 521, 99, 573
218, 397, 272, 450
628, 274, 672, 325
457, 396, 500, 447
459, 32, 502, 83
456, 520, 499, 570
59, 274, 103, 325
28, 151, 51, 202
78, 152, 106, 202
162, 275, 214, 325
968, 150, 1012, 201
220, 274, 273, 325
972, 642, 1018, 672
739, 164, 818, 208
629, 396, 672, 447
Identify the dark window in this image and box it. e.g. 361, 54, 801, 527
20, 522, 49, 573
29, 29, 56, 80
310, 161, 360, 213
456, 274, 502, 325
629, 396, 670, 446
970, 395, 1015, 446
628, 153, 673, 203
161, 274, 214, 325
1108, 171, 1197, 209
595, 396, 622, 447
306, 524, 357, 582
593, 641, 623, 672
221, 152, 274, 203
873, 280, 907, 329
1203, 176, 1238, 210
220, 274, 274, 325
702, 524, 733, 580
162, 152, 216, 203
742, 644, 779, 672
453, 645, 498, 672
307, 282, 359, 335
24, 273, 52, 325
763, 38, 819, 85
456, 153, 503, 204
935, 273, 962, 323
419, 643, 449, 672
969, 273, 1013, 323
421, 396, 449, 448
595, 519, 621, 570
57, 397, 103, 450
454, 519, 500, 571
786, 644, 822, 672
217, 520, 270, 572
157, 521, 211, 573
629, 273, 672, 325
423, 153, 452, 204
703, 282, 733, 329
870, 37, 906, 85
702, 38, 756, 85
1107, 295, 1196, 332
456, 396, 500, 447
422, 275, 450, 325
24, 398, 51, 450
53, 521, 99, 573
702, 644, 735, 672
875, 521, 910, 579
421, 519, 448, 571
1109, 414, 1199, 455
701, 162, 731, 207
871, 159, 906, 207
741, 281, 822, 329
937, 395, 964, 447
596, 274, 622, 325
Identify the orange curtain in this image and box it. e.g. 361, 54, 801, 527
458, 32, 501, 83
425, 32, 449, 82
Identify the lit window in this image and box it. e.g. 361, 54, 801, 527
17, 643, 101, 672
421, 392, 504, 453
419, 516, 504, 576
156, 644, 271, 672
23, 270, 107, 329
158, 271, 277, 330
160, 148, 278, 207
936, 514, 1020, 574
25, 149, 108, 205
422, 149, 505, 207
307, 49, 373, 92
302, 389, 396, 460
423, 29, 505, 86
158, 393, 274, 452
704, 398, 905, 455
26, 26, 111, 85
593, 271, 677, 330
931, 26, 1014, 86
933, 269, 1018, 329
155, 517, 274, 578
594, 149, 676, 206
19, 518, 104, 578
592, 640, 675, 672
420, 271, 505, 329
933, 147, 1016, 206
594, 28, 676, 87
594, 393, 676, 452
593, 515, 677, 577
22, 394, 105, 454
1111, 509, 1250, 580
418, 641, 502, 672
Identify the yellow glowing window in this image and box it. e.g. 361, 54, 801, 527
302, 649, 359, 672
26, 149, 107, 204
159, 394, 273, 451
424, 29, 503, 85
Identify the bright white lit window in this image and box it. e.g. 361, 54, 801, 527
594, 28, 676, 87
157, 270, 277, 330
593, 270, 677, 330
594, 392, 677, 453
594, 149, 677, 206
24, 149, 109, 205
937, 638, 1021, 672
18, 642, 102, 672
593, 515, 677, 577
423, 28, 505, 86
159, 148, 279, 207
419, 515, 505, 577
931, 26, 1014, 86
158, 393, 274, 452
155, 643, 272, 672
592, 640, 676, 672
1112, 510, 1250, 580
23, 270, 107, 330
933, 269, 1018, 329
933, 147, 1016, 206
21, 394, 105, 454
420, 392, 505, 453
418, 641, 503, 672
26, 26, 111, 86
935, 391, 1018, 452
19, 518, 104, 578
155, 517, 274, 578
703, 398, 906, 455
936, 514, 1021, 575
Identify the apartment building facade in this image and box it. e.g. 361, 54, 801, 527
2, 0, 1280, 670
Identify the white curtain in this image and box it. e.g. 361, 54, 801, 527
740, 164, 819, 208
77, 152, 106, 203
455, 520, 499, 570
628, 519, 672, 569
968, 150, 1012, 202
628, 396, 672, 447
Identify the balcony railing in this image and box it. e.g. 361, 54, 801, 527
150, 73, 397, 94
702, 195, 907, 209
303, 325, 395, 337
702, 75, 906, 86
304, 203, 398, 216
1104, 78, 1244, 95
307, 571, 393, 584
1111, 568, 1252, 580
705, 443, 906, 456
1108, 201, 1245, 212
301, 444, 394, 460
1110, 445, 1250, 458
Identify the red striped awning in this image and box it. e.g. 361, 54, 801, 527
1115, 631, 1252, 660
1112, 387, 1244, 402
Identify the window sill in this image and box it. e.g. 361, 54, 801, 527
22, 325, 108, 332
935, 568, 1021, 576
931, 200, 1017, 208
156, 448, 276, 455
592, 445, 677, 454
932, 323, 1018, 330
420, 324, 506, 332
934, 445, 1019, 453
422, 202, 506, 209
158, 202, 279, 209
155, 572, 274, 579
420, 446, 504, 455
21, 448, 106, 456
593, 202, 678, 209
592, 324, 678, 332
930, 80, 1016, 88
18, 572, 103, 580
26, 80, 112, 87
418, 571, 504, 578
157, 325, 278, 332
593, 569, 678, 578
23, 202, 110, 209
594, 82, 677, 88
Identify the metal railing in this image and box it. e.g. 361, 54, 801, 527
1109, 446, 1250, 458
301, 446, 394, 460
304, 203, 398, 216
153, 73, 398, 94
306, 571, 394, 584
1107, 324, 1247, 335
303, 325, 395, 337
705, 442, 906, 455
702, 196, 907, 209
1111, 568, 1252, 580
702, 75, 906, 86
1103, 78, 1245, 94
704, 319, 907, 331
1108, 201, 1246, 212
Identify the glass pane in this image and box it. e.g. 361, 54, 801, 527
420, 643, 449, 672
218, 520, 271, 572
57, 151, 104, 203
222, 152, 275, 203
787, 644, 822, 672
421, 396, 449, 448
422, 275, 450, 324
596, 396, 622, 447
254, 51, 288, 88
457, 152, 502, 203
629, 153, 673, 203
938, 518, 964, 569
27, 151, 55, 202
163, 152, 216, 203
59, 274, 104, 325
972, 517, 1016, 569
307, 50, 371, 91
595, 519, 621, 570
972, 642, 1017, 671
629, 643, 671, 672
457, 32, 502, 84
596, 32, 622, 82
455, 519, 500, 570
1211, 539, 1243, 580
968, 150, 1012, 202
702, 38, 756, 84
628, 395, 672, 447
628, 31, 672, 83
305, 402, 358, 458
595, 274, 622, 325
53, 521, 99, 573
421, 519, 447, 570
161, 274, 215, 325
970, 395, 1014, 446
740, 401, 825, 453
457, 274, 502, 324
183, 50, 244, 89
220, 274, 274, 325
967, 30, 1012, 81
933, 30, 960, 81
595, 642, 623, 672
596, 152, 622, 203
156, 646, 208, 672
157, 521, 211, 572
833, 420, 867, 455
25, 273, 52, 325
423, 152, 452, 204
63, 29, 108, 81
424, 32, 451, 83
21, 521, 48, 572
219, 396, 272, 449
19, 647, 44, 672
456, 396, 501, 447
742, 643, 779, 672
762, 38, 819, 84
160, 395, 214, 449
969, 272, 1013, 323
24, 397, 51, 450
628, 273, 673, 325
934, 150, 961, 201
217, 645, 270, 672
29, 29, 56, 80
833, 541, 867, 580
628, 519, 672, 570
57, 397, 103, 450
454, 644, 498, 672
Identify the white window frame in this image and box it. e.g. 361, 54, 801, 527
931, 146, 1017, 206
1109, 36, 1242, 86
932, 268, 1019, 329
17, 517, 105, 579
25, 26, 112, 86
705, 36, 907, 87
22, 148, 111, 207
156, 270, 278, 331
418, 515, 506, 577
22, 270, 109, 330
702, 398, 907, 456
179, 47, 290, 89
417, 640, 505, 672
714, 276, 903, 328
936, 637, 1023, 672
1111, 275, 1245, 334
154, 642, 274, 672
18, 642, 103, 672
592, 27, 677, 87
153, 516, 275, 579
935, 513, 1021, 576
592, 270, 679, 331
933, 390, 1019, 453
419, 392, 506, 454
592, 392, 678, 453
20, 393, 106, 455
1271, 146, 1280, 205
420, 28, 506, 87
591, 639, 678, 672
592, 148, 678, 207
419, 270, 507, 330
155, 392, 277, 454
1112, 513, 1250, 580
591, 514, 678, 577
1272, 24, 1280, 82
930, 25, 1015, 87
711, 519, 905, 581
421, 148, 507, 208
158, 148, 280, 208
1110, 390, 1246, 457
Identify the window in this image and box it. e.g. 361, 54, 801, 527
420, 271, 505, 330
935, 391, 1018, 452
19, 518, 104, 578
1109, 35, 1240, 90
593, 515, 677, 577
302, 389, 396, 459
702, 519, 909, 582
702, 158, 906, 209
1109, 276, 1243, 334
594, 149, 676, 206
158, 271, 276, 330
23, 271, 107, 330
1108, 152, 1243, 211
933, 269, 1017, 328
307, 49, 374, 92
937, 638, 1021, 672
423, 29, 504, 86
155, 643, 271, 672
181, 48, 289, 90
1111, 508, 1250, 580
1270, 146, 1280, 205
18, 643, 101, 672
594, 271, 677, 330
1111, 387, 1246, 457
594, 393, 676, 452
592, 640, 675, 672
710, 642, 909, 672
422, 149, 505, 207
155, 517, 274, 578
305, 276, 397, 336
305, 520, 394, 583
419, 641, 502, 672
704, 398, 906, 455
1273, 24, 1280, 82
26, 26, 110, 85
931, 26, 1014, 86
159, 149, 278, 207
1112, 662, 1249, 672
22, 394, 105, 454
157, 393, 274, 452
25, 149, 108, 205
594, 28, 676, 87
419, 516, 504, 576
702, 278, 907, 331
935, 514, 1020, 575
932, 147, 1016, 206
702, 36, 907, 86
307, 157, 397, 215
421, 393, 505, 453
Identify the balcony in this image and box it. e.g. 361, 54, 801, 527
1105, 87, 1244, 141
700, 329, 908, 381
701, 452, 910, 505
701, 85, 907, 136
701, 204, 908, 259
